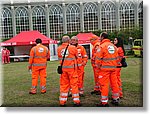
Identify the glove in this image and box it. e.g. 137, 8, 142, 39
28, 66, 32, 70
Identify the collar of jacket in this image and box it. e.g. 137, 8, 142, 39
91, 40, 99, 46
100, 39, 111, 45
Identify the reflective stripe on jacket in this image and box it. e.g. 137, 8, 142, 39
95, 39, 119, 70
57, 43, 78, 70
29, 44, 50, 68
76, 45, 88, 67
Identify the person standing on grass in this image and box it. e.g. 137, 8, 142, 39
28, 38, 50, 94
95, 32, 120, 107
6, 48, 10, 64
113, 37, 125, 99
70, 36, 88, 97
57, 36, 81, 107
89, 35, 101, 95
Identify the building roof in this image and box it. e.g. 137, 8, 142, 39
0, 30, 57, 46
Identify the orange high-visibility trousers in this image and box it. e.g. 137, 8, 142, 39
116, 68, 123, 97
98, 70, 119, 104
31, 67, 47, 89
92, 66, 100, 91
77, 66, 84, 94
59, 70, 80, 105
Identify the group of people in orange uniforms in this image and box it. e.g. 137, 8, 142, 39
1, 47, 10, 64
28, 31, 125, 107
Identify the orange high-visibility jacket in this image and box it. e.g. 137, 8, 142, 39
91, 40, 100, 67
29, 44, 50, 69
57, 43, 78, 71
76, 45, 88, 67
117, 47, 124, 66
95, 39, 119, 71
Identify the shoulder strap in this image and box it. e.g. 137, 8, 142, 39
61, 44, 69, 66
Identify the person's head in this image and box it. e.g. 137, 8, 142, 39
114, 37, 125, 54
62, 35, 70, 43
114, 37, 123, 47
70, 36, 78, 46
35, 38, 42, 44
89, 35, 99, 45
100, 32, 108, 41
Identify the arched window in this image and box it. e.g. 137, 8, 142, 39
66, 4, 80, 34
119, 1, 135, 30
101, 1, 116, 32
84, 2, 98, 31
49, 5, 63, 40
15, 7, 29, 34
0, 7, 13, 39
138, 1, 143, 28
32, 6, 47, 35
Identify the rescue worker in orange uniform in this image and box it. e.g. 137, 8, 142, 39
95, 32, 120, 106
28, 38, 50, 94
57, 36, 81, 107
6, 48, 10, 63
2, 47, 7, 64
70, 36, 88, 97
114, 37, 125, 98
90, 35, 101, 95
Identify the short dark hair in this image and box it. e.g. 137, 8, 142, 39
35, 38, 42, 44
101, 32, 108, 39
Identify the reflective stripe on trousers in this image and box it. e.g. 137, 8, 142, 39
32, 63, 47, 66
96, 57, 118, 61
59, 97, 67, 101
72, 93, 79, 97
41, 86, 46, 90
73, 98, 79, 101
101, 96, 108, 103
77, 64, 82, 67
60, 92, 68, 96
62, 65, 77, 68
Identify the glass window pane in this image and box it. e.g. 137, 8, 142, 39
0, 7, 13, 39
49, 5, 63, 40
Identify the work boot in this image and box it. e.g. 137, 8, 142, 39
74, 103, 81, 107
96, 103, 109, 107
95, 91, 101, 95
111, 98, 120, 106
60, 104, 66, 107
79, 94, 85, 97
91, 90, 100, 95
29, 88, 36, 94
41, 89, 46, 94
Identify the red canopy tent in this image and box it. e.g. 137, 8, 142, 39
0, 31, 57, 46
76, 32, 99, 44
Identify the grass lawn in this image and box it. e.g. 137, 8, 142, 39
1, 56, 143, 107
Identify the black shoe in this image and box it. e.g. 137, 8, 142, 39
91, 90, 100, 95
74, 103, 81, 107
111, 99, 119, 106
96, 103, 109, 107
68, 94, 72, 97
60, 104, 66, 107
95, 91, 101, 95
79, 94, 85, 97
